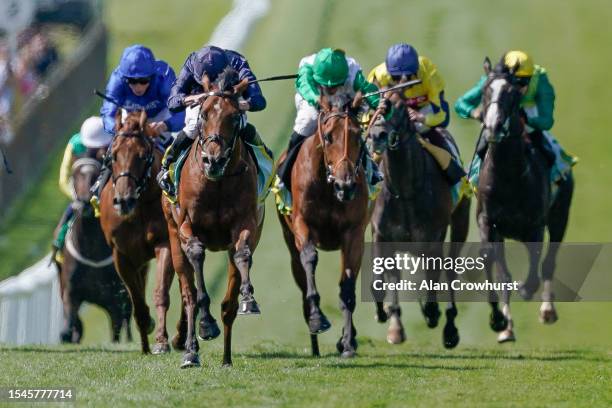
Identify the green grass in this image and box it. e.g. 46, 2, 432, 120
2, 0, 612, 406
1, 342, 610, 407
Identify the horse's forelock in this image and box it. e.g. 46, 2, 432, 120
215, 66, 239, 93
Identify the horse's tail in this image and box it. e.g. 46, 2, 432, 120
449, 196, 471, 257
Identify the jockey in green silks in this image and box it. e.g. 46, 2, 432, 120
455, 50, 577, 190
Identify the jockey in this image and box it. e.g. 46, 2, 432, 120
275, 47, 384, 189
90, 44, 185, 214
157, 45, 273, 199
455, 50, 575, 186
368, 43, 466, 185
52, 116, 110, 261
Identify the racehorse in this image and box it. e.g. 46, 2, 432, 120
99, 110, 181, 354
277, 93, 370, 358
55, 155, 132, 343
476, 57, 574, 342
162, 68, 262, 368
367, 99, 470, 349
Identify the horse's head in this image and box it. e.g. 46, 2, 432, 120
197, 67, 249, 180
367, 98, 412, 155
110, 110, 154, 216
318, 93, 365, 202
481, 56, 524, 144
71, 156, 102, 209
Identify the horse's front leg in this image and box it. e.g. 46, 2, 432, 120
337, 227, 365, 358
179, 218, 220, 341
232, 227, 261, 315
495, 242, 516, 343
520, 233, 544, 300
294, 216, 330, 335
421, 243, 442, 329
478, 211, 507, 333
151, 244, 173, 354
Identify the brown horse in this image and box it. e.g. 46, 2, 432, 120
162, 68, 262, 368
367, 101, 470, 349
55, 155, 132, 344
99, 110, 181, 354
277, 94, 369, 358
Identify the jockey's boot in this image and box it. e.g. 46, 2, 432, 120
420, 130, 466, 185
240, 123, 274, 159
276, 131, 308, 188
530, 131, 556, 168
90, 154, 112, 218
51, 204, 74, 263
156, 130, 194, 199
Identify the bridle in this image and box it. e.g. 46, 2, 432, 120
483, 75, 522, 140
195, 91, 245, 178
111, 129, 154, 198
317, 109, 365, 184
70, 157, 101, 203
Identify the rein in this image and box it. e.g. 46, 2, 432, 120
111, 130, 155, 198
317, 110, 365, 184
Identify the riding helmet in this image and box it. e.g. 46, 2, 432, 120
386, 43, 419, 76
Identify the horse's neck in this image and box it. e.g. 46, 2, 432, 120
383, 132, 424, 197
486, 116, 528, 182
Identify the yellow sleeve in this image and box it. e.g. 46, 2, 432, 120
420, 57, 447, 127
58, 144, 74, 199
367, 63, 392, 89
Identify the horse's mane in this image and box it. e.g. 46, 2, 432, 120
215, 66, 240, 93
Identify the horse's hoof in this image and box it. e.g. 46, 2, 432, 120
539, 304, 558, 324
147, 316, 156, 335
308, 311, 331, 335
387, 316, 406, 345
443, 323, 460, 349
221, 362, 233, 368
180, 352, 200, 368
238, 297, 261, 315
198, 317, 221, 341
151, 342, 171, 355
421, 302, 440, 328
375, 309, 388, 323
497, 329, 516, 343
336, 336, 358, 354
171, 334, 186, 351
60, 331, 72, 344
341, 349, 356, 359
489, 309, 508, 332
519, 280, 539, 300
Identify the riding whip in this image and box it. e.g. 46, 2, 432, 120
247, 74, 298, 85
363, 79, 423, 99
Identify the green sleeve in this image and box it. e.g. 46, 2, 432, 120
353, 70, 379, 108
69, 133, 87, 156
296, 64, 320, 106
454, 76, 486, 119
529, 73, 555, 130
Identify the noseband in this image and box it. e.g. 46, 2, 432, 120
317, 110, 365, 184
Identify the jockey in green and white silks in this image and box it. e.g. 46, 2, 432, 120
274, 48, 384, 213
455, 50, 576, 191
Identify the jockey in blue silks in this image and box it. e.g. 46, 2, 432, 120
90, 44, 185, 213
156, 45, 273, 200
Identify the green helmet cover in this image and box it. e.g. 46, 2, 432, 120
313, 48, 349, 87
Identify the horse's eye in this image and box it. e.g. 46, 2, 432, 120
324, 132, 333, 143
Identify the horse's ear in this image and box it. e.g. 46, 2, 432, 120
114, 109, 123, 131
351, 91, 363, 110
483, 57, 492, 74
509, 61, 520, 76
233, 78, 249, 95
139, 110, 147, 131
202, 74, 211, 92
319, 94, 331, 112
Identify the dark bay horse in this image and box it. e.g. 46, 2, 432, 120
55, 156, 132, 343
477, 57, 574, 342
162, 69, 262, 368
277, 94, 369, 358
99, 110, 181, 354
368, 101, 470, 349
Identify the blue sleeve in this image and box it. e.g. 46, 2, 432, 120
168, 53, 198, 113
99, 69, 125, 134
229, 52, 266, 112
